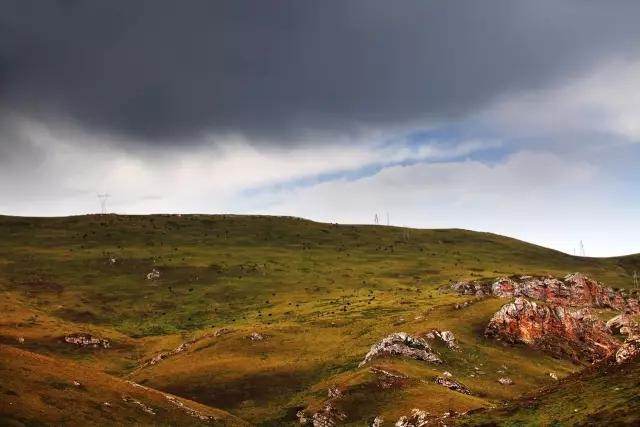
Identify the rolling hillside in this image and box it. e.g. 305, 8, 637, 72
0, 214, 638, 425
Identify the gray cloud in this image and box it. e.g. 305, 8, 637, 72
1, 0, 640, 146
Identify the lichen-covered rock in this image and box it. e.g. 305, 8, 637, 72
434, 376, 471, 394
485, 298, 620, 363
359, 332, 441, 367
63, 333, 110, 349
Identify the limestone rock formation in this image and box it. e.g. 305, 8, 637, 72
485, 297, 620, 363
359, 332, 441, 367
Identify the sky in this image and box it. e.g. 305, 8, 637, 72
1, 1, 639, 256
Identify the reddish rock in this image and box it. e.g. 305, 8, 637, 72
453, 273, 639, 313
607, 314, 638, 335
485, 297, 620, 363
616, 335, 640, 364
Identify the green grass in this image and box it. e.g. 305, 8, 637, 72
0, 214, 638, 425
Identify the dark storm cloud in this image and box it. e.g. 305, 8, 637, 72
1, 0, 640, 144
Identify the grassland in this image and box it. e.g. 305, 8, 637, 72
0, 214, 638, 425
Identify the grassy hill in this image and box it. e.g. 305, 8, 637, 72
0, 344, 248, 426
456, 357, 640, 427
0, 214, 638, 425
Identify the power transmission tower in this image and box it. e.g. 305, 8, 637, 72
579, 240, 585, 257
98, 194, 110, 214
386, 212, 390, 226
374, 214, 379, 225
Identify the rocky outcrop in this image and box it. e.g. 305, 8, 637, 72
311, 403, 347, 427
359, 333, 441, 367
63, 333, 110, 349
616, 334, 640, 364
607, 314, 638, 335
140, 331, 222, 368
164, 394, 217, 422
424, 329, 460, 351
122, 395, 156, 415
369, 366, 408, 389
453, 273, 639, 313
434, 375, 471, 394
485, 297, 620, 363
395, 409, 431, 427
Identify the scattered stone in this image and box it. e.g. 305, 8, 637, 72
312, 403, 347, 427
72, 380, 81, 387
498, 377, 514, 385
122, 395, 156, 415
369, 366, 408, 389
17, 337, 24, 344
165, 394, 217, 421
616, 335, 640, 364
109, 258, 117, 264
327, 387, 343, 398
103, 402, 111, 407
146, 268, 160, 280
297, 410, 309, 425
485, 297, 620, 363
548, 372, 558, 380
141, 332, 219, 368
214, 327, 231, 337
248, 332, 265, 341
435, 376, 471, 394
395, 409, 431, 427
63, 333, 110, 349
441, 371, 452, 378
425, 329, 460, 350
370, 416, 384, 427
359, 332, 441, 367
